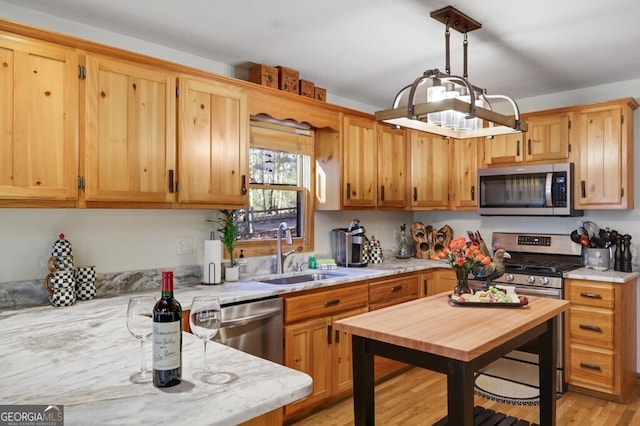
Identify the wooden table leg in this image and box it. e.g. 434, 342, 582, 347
447, 359, 475, 425
538, 317, 557, 426
351, 335, 375, 426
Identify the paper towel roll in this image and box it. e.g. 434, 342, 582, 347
203, 240, 223, 284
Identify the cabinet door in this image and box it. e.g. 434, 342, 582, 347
377, 125, 406, 208
428, 269, 456, 296
178, 76, 248, 205
525, 112, 571, 162
332, 307, 368, 397
284, 317, 331, 418
451, 138, 478, 210
576, 105, 626, 208
0, 33, 78, 202
482, 133, 523, 165
409, 131, 449, 209
84, 55, 176, 203
342, 115, 377, 207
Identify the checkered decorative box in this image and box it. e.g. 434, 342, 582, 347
50, 286, 76, 307
76, 283, 96, 301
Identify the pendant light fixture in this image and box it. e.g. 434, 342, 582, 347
375, 6, 527, 139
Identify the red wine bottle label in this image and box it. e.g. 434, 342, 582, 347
153, 321, 181, 370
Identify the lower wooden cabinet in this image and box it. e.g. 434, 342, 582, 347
420, 268, 457, 296
565, 278, 637, 403
281, 283, 368, 421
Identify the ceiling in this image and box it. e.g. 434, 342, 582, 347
3, 0, 640, 109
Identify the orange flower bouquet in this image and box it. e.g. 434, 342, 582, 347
431, 236, 491, 294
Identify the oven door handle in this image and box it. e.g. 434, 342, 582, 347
514, 287, 562, 298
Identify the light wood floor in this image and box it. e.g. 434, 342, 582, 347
290, 367, 640, 425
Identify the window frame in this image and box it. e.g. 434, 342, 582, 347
233, 121, 315, 258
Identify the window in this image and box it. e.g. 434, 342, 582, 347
235, 121, 314, 256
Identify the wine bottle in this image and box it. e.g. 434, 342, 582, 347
153, 270, 182, 387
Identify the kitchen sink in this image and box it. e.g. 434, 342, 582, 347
258, 272, 345, 285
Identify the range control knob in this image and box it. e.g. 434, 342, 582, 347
505, 274, 515, 282
526, 276, 536, 284
540, 276, 550, 286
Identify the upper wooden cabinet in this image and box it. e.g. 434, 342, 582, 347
83, 54, 176, 203
0, 31, 78, 204
481, 111, 572, 167
451, 138, 479, 210
575, 98, 637, 210
177, 75, 249, 206
342, 114, 377, 207
376, 125, 407, 209
408, 131, 450, 209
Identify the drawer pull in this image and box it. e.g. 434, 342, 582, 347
579, 292, 603, 299
579, 362, 602, 371
325, 299, 341, 307
327, 325, 332, 344
391, 285, 403, 293
579, 324, 603, 332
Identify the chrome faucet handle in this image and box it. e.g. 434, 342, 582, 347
295, 261, 305, 272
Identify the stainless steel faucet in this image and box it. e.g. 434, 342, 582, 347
276, 222, 295, 274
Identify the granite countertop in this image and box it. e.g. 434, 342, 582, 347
0, 292, 312, 425
2, 257, 636, 425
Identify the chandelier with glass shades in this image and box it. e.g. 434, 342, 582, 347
375, 6, 528, 139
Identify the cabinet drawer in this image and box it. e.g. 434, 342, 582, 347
569, 345, 614, 390
283, 284, 368, 323
369, 275, 419, 305
568, 281, 614, 309
569, 307, 613, 349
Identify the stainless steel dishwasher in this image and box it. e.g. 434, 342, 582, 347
212, 296, 283, 364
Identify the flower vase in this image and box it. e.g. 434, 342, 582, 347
454, 268, 472, 295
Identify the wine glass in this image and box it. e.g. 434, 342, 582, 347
126, 295, 155, 384
190, 296, 236, 384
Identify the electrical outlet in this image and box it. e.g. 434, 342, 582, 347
176, 237, 193, 255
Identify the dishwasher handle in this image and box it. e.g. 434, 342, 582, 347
219, 307, 282, 328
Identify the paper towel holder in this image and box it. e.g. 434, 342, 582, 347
204, 262, 218, 285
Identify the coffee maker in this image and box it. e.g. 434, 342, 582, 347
331, 219, 369, 267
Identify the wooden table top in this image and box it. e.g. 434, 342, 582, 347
334, 293, 569, 362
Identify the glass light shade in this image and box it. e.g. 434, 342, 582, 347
442, 85, 460, 128
426, 85, 446, 124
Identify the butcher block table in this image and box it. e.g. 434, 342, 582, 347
334, 293, 569, 425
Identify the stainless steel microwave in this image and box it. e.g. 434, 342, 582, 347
477, 163, 582, 216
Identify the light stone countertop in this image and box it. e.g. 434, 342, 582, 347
0, 291, 312, 426
563, 267, 639, 283
2, 257, 636, 425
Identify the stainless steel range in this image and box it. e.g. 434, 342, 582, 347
480, 232, 583, 396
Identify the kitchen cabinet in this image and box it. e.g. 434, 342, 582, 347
281, 283, 368, 420
420, 269, 457, 296
178, 75, 249, 206
565, 278, 636, 403
0, 31, 78, 205
574, 98, 637, 210
342, 114, 377, 207
450, 138, 479, 210
83, 54, 176, 204
481, 111, 572, 166
368, 273, 419, 380
376, 124, 407, 209
408, 131, 450, 209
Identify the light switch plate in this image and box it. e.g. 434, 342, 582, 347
176, 237, 193, 255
